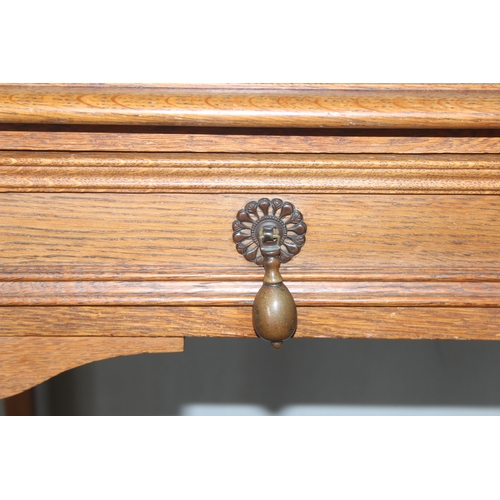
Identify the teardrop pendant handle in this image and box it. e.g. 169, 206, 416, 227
252, 254, 297, 349
232, 198, 307, 348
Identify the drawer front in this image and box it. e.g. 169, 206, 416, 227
2, 192, 500, 280
2, 192, 500, 318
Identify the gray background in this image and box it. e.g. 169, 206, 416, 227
12, 337, 500, 415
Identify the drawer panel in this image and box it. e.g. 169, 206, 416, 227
1, 193, 500, 280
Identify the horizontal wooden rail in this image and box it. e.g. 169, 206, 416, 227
2, 266, 500, 282
1, 85, 500, 128
2, 130, 500, 153
2, 280, 500, 306
2, 306, 500, 341
2, 152, 500, 193
3, 151, 500, 168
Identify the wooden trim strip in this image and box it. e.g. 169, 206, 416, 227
2, 153, 500, 193
1, 85, 500, 128
2, 281, 500, 306
2, 266, 500, 282
2, 151, 500, 168
3, 131, 500, 153
1, 306, 500, 341
0, 336, 184, 399
4, 167, 500, 193
3, 167, 500, 194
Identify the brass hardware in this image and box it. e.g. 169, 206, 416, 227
232, 198, 307, 348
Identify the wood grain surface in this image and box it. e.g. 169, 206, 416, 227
0, 336, 183, 399
11, 151, 500, 167
2, 193, 500, 277
1, 85, 500, 128
2, 281, 500, 306
1, 306, 500, 341
2, 152, 500, 193
3, 131, 500, 154
3, 83, 500, 399
2, 305, 500, 396
2, 266, 500, 282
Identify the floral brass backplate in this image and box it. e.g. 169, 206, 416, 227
232, 198, 307, 265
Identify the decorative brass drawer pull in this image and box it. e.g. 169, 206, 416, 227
232, 198, 307, 348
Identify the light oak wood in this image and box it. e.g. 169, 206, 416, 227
2, 152, 500, 193
2, 281, 500, 306
1, 307, 500, 341
3, 131, 500, 154
6, 151, 500, 168
0, 336, 183, 399
3, 84, 500, 398
2, 194, 500, 276
2, 266, 500, 282
1, 85, 500, 128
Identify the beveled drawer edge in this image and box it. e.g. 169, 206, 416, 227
2, 280, 500, 307
3, 266, 500, 282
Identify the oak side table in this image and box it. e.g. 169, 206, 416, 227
2, 84, 500, 399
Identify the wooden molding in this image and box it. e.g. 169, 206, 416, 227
3, 131, 500, 154
2, 265, 500, 282
0, 336, 183, 399
2, 280, 500, 307
2, 152, 500, 193
1, 85, 500, 128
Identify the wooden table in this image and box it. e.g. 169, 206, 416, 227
2, 83, 500, 399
